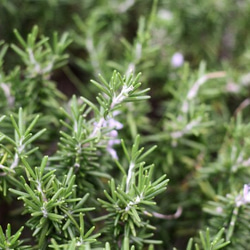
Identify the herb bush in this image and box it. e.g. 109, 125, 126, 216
1, 0, 250, 249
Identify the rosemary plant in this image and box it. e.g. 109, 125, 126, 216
1, 0, 250, 249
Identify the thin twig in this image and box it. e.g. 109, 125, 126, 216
234, 98, 250, 116
145, 206, 183, 220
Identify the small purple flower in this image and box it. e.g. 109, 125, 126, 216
171, 52, 184, 68
236, 184, 250, 207
103, 115, 123, 160
225, 82, 240, 93
106, 117, 123, 130
158, 9, 173, 21
243, 184, 250, 203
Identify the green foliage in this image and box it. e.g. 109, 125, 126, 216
1, 0, 250, 249
10, 26, 71, 115
0, 108, 46, 196
0, 22, 164, 249
55, 71, 150, 196
0, 224, 30, 249
97, 135, 168, 249
9, 157, 96, 249
180, 228, 230, 250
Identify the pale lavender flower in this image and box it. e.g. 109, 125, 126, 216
236, 184, 250, 207
158, 9, 173, 21
107, 140, 119, 160
243, 184, 250, 203
0, 83, 15, 107
225, 82, 240, 93
103, 115, 123, 160
240, 73, 250, 86
105, 117, 123, 130
171, 52, 184, 68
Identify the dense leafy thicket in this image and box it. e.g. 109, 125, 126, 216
1, 0, 250, 249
